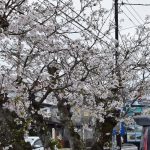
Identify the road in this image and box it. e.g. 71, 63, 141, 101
121, 144, 138, 150
59, 145, 138, 150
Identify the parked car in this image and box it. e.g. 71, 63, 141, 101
25, 136, 44, 150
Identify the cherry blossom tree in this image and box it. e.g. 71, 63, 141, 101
0, 0, 115, 149
1, 0, 150, 150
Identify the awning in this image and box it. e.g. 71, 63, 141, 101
134, 115, 150, 126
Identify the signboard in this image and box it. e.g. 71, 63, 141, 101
127, 132, 141, 142
126, 124, 142, 142
124, 100, 143, 116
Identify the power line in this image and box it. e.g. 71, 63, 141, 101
100, 4, 115, 31
49, 1, 125, 79
58, 0, 114, 40
119, 25, 139, 32
120, 2, 150, 6
125, 0, 144, 23
123, 4, 142, 25
121, 9, 137, 26
49, 1, 113, 45
109, 25, 139, 34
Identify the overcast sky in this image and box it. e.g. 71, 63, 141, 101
102, 0, 150, 35
30, 0, 150, 35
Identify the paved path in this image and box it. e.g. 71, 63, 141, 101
59, 146, 138, 150
59, 148, 92, 150
121, 145, 138, 150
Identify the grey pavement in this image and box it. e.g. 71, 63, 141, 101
121, 147, 137, 150
58, 145, 138, 150
121, 144, 138, 150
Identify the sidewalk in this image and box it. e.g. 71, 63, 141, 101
121, 143, 138, 150
59, 149, 70, 150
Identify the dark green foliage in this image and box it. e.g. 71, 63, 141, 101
49, 139, 63, 150
0, 108, 32, 150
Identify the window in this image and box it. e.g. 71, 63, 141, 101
34, 139, 43, 147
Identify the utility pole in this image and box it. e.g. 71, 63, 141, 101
115, 0, 119, 67
115, 0, 122, 88
115, 0, 122, 150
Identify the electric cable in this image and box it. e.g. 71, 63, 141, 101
49, 1, 133, 79
58, 0, 114, 40
120, 2, 150, 6
121, 9, 137, 26
100, 4, 115, 32
49, 1, 113, 45
120, 25, 139, 31
110, 25, 140, 33
123, 4, 142, 24
125, 0, 144, 23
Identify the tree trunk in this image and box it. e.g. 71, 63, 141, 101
91, 117, 117, 150
57, 98, 85, 150
63, 120, 85, 150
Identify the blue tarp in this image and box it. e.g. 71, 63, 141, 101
120, 122, 126, 136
